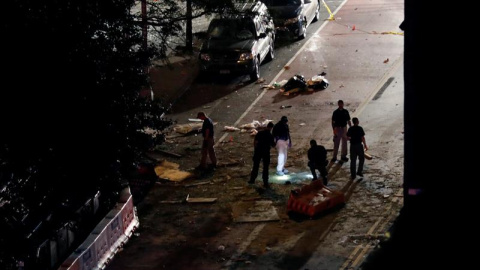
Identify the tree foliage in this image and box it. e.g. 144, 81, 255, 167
144, 0, 237, 57
1, 0, 172, 268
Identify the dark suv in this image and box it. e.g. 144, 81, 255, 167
199, 1, 275, 81
264, 0, 320, 39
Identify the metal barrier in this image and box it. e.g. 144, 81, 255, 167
59, 187, 139, 270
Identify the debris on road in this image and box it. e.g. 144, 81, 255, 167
154, 160, 195, 182
186, 194, 217, 203
224, 126, 240, 131
184, 181, 211, 187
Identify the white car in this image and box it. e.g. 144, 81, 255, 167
264, 0, 320, 39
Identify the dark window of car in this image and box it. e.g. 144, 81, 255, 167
208, 18, 256, 40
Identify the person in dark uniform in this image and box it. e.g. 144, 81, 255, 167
197, 111, 217, 170
249, 122, 275, 188
347, 117, 368, 180
272, 116, 292, 176
331, 100, 352, 162
308, 139, 329, 185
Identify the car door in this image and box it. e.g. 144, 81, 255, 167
254, 16, 270, 63
303, 0, 318, 24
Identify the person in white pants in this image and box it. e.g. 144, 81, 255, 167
272, 116, 292, 176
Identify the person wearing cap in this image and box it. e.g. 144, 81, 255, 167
197, 111, 217, 170
272, 115, 292, 176
331, 100, 352, 162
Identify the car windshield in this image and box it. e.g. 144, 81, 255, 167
208, 19, 256, 40
263, 0, 301, 6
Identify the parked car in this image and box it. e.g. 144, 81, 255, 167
264, 0, 320, 39
199, 1, 275, 82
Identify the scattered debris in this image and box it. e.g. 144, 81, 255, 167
383, 58, 389, 63
217, 159, 242, 167
184, 181, 211, 187
154, 160, 194, 182
255, 78, 266, 84
224, 126, 240, 131
364, 151, 373, 160
158, 199, 185, 204
299, 123, 306, 126
186, 194, 217, 203
188, 118, 203, 122
239, 119, 273, 130
280, 105, 292, 109
173, 121, 217, 135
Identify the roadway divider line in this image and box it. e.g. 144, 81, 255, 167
216, 0, 348, 146
350, 244, 372, 268
340, 244, 363, 269
351, 54, 403, 118
366, 218, 383, 236
223, 223, 266, 267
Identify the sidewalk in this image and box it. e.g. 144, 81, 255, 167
148, 54, 199, 107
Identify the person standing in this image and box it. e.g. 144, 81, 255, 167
347, 117, 368, 180
197, 111, 217, 170
307, 139, 329, 185
272, 116, 291, 176
248, 122, 275, 188
331, 100, 352, 162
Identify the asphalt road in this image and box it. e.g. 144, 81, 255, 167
107, 0, 405, 269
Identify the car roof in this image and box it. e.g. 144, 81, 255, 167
220, 1, 269, 19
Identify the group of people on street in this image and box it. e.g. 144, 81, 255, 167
195, 99, 368, 188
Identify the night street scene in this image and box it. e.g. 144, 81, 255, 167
1, 1, 465, 270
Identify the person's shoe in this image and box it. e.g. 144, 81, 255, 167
357, 172, 363, 177
323, 177, 328, 186
331, 157, 337, 163
312, 177, 318, 182
276, 171, 285, 176
283, 168, 289, 174
247, 180, 255, 184
195, 165, 206, 170
341, 156, 349, 162
350, 175, 356, 180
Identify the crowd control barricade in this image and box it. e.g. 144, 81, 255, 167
59, 187, 139, 270
287, 180, 345, 217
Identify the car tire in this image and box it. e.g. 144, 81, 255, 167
266, 43, 275, 62
298, 22, 307, 40
250, 58, 260, 82
313, 4, 320, 22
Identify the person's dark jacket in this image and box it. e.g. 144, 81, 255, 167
272, 121, 290, 141
254, 129, 275, 154
308, 145, 327, 165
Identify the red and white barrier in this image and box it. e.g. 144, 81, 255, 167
59, 187, 139, 270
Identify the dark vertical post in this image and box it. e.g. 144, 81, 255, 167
186, 0, 193, 53
141, 0, 147, 50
